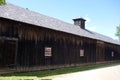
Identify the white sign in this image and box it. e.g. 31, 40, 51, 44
111, 51, 114, 57
80, 49, 84, 57
45, 47, 52, 56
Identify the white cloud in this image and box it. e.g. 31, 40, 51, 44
84, 15, 91, 23
85, 17, 91, 23
87, 26, 96, 31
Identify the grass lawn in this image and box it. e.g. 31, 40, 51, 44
0, 61, 120, 80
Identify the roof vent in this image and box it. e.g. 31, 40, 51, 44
73, 18, 86, 29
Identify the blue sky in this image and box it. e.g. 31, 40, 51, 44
6, 0, 120, 40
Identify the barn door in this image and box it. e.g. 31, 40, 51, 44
96, 41, 104, 62
0, 39, 17, 68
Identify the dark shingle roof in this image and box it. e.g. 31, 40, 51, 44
0, 3, 120, 45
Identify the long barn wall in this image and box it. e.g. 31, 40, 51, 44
0, 18, 120, 70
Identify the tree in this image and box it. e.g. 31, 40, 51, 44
0, 0, 6, 5
116, 24, 120, 40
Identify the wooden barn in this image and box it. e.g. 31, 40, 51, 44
0, 3, 120, 72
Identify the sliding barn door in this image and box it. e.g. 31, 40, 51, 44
0, 39, 17, 67
96, 41, 104, 62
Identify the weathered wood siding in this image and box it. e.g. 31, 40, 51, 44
0, 18, 120, 69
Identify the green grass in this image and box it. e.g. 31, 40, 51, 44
0, 61, 120, 80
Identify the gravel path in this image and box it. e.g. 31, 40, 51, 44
41, 65, 120, 80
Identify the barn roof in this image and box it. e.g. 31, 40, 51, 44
0, 3, 120, 45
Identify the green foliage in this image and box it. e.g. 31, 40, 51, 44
116, 24, 120, 40
0, 0, 6, 5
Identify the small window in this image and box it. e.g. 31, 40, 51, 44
45, 47, 52, 57
80, 49, 84, 57
111, 51, 114, 57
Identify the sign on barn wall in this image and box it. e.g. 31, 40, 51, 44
111, 51, 114, 57
45, 47, 52, 56
80, 49, 84, 57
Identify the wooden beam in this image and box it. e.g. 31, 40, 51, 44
0, 36, 18, 41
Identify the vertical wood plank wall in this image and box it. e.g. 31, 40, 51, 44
0, 18, 120, 69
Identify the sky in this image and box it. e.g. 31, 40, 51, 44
6, 0, 120, 40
